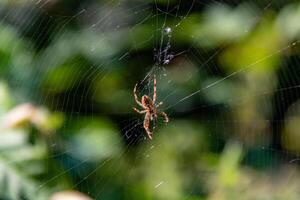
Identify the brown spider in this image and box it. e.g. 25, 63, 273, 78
133, 76, 169, 140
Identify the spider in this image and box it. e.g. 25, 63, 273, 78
133, 75, 169, 140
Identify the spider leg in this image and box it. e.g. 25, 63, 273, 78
134, 83, 144, 107
153, 75, 157, 104
160, 111, 169, 123
156, 101, 163, 107
144, 112, 153, 140
133, 107, 147, 114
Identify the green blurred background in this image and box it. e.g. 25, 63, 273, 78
1, 0, 300, 199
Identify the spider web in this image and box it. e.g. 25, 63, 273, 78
1, 0, 300, 199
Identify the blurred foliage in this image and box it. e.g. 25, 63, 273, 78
1, 0, 300, 200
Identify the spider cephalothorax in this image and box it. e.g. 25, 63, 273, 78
133, 76, 169, 140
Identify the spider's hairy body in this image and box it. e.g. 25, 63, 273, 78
141, 95, 157, 120
133, 76, 169, 140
